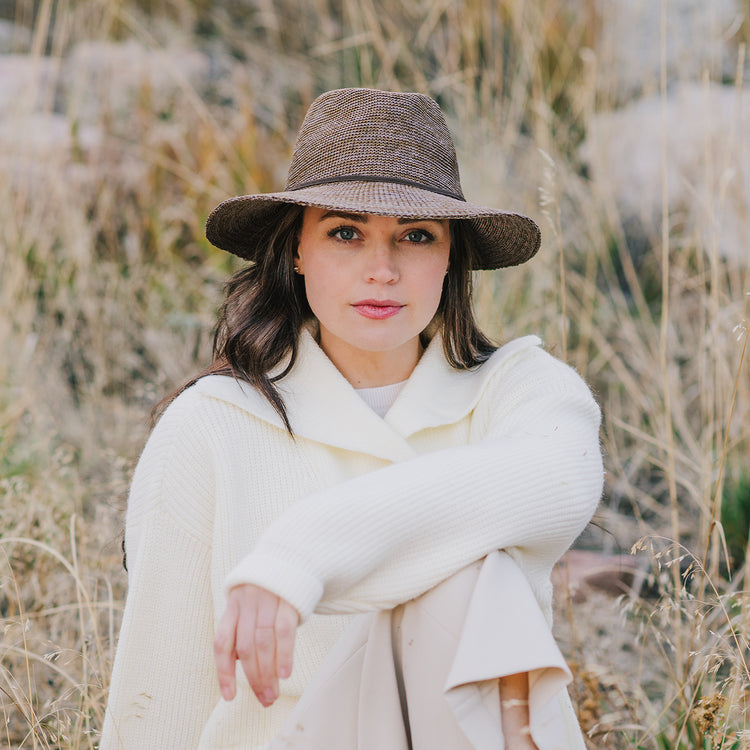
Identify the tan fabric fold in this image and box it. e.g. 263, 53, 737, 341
268, 552, 585, 750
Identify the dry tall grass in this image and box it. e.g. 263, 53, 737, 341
1, 1, 748, 747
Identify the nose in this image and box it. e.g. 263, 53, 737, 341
366, 242, 399, 284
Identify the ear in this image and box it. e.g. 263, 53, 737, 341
292, 238, 304, 275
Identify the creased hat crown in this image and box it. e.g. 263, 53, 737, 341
286, 88, 464, 200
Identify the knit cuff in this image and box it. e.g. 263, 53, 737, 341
223, 551, 324, 623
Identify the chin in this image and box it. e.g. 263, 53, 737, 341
344, 332, 417, 354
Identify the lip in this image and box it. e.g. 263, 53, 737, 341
351, 299, 405, 320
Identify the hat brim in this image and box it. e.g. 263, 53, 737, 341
205, 181, 541, 270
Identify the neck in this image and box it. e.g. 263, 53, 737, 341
318, 334, 423, 388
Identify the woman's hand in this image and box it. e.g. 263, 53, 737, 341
499, 672, 540, 750
214, 584, 300, 706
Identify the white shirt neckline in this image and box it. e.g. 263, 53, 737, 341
355, 380, 409, 418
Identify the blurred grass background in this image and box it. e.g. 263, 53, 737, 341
0, 0, 749, 747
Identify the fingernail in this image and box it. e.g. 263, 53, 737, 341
221, 686, 231, 701
264, 689, 275, 704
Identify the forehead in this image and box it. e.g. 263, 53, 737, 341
305, 208, 446, 226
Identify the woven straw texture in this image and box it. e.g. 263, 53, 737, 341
206, 88, 541, 270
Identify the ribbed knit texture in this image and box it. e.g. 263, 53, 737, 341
101, 332, 603, 750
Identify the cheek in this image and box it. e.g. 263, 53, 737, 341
302, 274, 326, 313
300, 258, 341, 312
417, 255, 450, 305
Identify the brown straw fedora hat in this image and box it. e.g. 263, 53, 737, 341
205, 87, 541, 270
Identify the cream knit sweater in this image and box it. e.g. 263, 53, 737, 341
100, 331, 603, 750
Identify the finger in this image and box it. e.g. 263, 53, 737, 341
233, 594, 261, 702
253, 590, 282, 704
253, 624, 277, 704
275, 602, 299, 680
214, 599, 240, 701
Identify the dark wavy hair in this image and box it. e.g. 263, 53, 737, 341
158, 203, 497, 433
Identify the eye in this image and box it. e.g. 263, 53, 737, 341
405, 229, 433, 243
329, 226, 359, 241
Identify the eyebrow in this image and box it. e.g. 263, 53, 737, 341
397, 216, 439, 225
319, 210, 440, 225
319, 210, 369, 222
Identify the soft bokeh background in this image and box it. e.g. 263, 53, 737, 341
1, 0, 748, 747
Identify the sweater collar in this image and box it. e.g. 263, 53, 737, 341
384, 332, 541, 435
193, 329, 541, 462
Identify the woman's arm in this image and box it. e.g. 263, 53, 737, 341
216, 347, 603, 707
226, 346, 603, 620
101, 393, 218, 749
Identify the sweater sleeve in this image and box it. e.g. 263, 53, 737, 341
224, 347, 604, 621
100, 394, 219, 750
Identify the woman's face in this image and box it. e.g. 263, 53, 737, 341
296, 207, 451, 385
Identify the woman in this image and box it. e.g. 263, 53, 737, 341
101, 88, 603, 750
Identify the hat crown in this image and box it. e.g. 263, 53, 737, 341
285, 88, 465, 200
